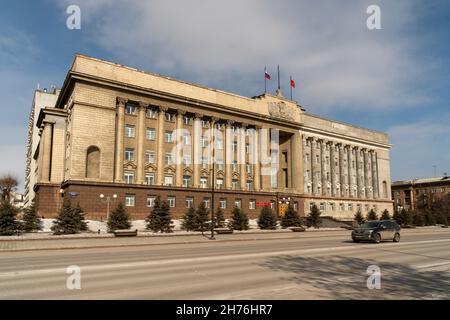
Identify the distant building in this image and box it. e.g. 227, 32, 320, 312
24, 88, 60, 207
9, 191, 25, 210
391, 176, 450, 211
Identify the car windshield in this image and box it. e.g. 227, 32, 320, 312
361, 221, 380, 228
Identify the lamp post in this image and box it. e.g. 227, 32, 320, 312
99, 193, 118, 220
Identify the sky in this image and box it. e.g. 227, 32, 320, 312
0, 0, 449, 192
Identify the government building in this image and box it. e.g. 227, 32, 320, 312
28, 55, 393, 220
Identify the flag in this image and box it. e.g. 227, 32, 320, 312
265, 67, 271, 80
290, 78, 296, 88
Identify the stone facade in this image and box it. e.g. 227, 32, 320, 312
32, 54, 393, 220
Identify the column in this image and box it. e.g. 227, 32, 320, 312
156, 106, 167, 185
175, 110, 186, 187
329, 141, 336, 197
261, 126, 272, 191
225, 120, 234, 189
210, 117, 218, 188
355, 147, 362, 198
311, 138, 318, 195
339, 144, 345, 197
347, 146, 353, 197
371, 151, 379, 199
292, 132, 303, 193
320, 140, 326, 195
41, 121, 53, 182
136, 102, 147, 184
253, 126, 261, 191
192, 113, 202, 188
363, 149, 371, 199
240, 124, 247, 190
115, 97, 127, 182
302, 136, 309, 194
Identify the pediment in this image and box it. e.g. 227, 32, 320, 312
165, 166, 176, 174
123, 161, 137, 170
145, 163, 157, 172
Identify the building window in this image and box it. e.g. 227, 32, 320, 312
348, 203, 353, 211
232, 160, 238, 172
145, 173, 155, 186
294, 202, 298, 211
270, 167, 278, 188
186, 197, 194, 208
249, 199, 256, 210
203, 197, 211, 208
232, 141, 238, 152
164, 175, 173, 186
216, 178, 224, 189
232, 179, 239, 190
124, 171, 134, 184
125, 148, 134, 161
125, 104, 136, 115
165, 131, 174, 143
365, 204, 370, 212
201, 120, 208, 128
146, 150, 155, 164
125, 125, 135, 138
146, 128, 156, 140
165, 153, 173, 165
235, 199, 242, 209
246, 163, 252, 174
183, 175, 191, 188
201, 157, 208, 169
201, 136, 209, 148
200, 177, 208, 189
167, 196, 176, 208
125, 194, 135, 207
183, 155, 191, 166
319, 202, 325, 211
270, 201, 275, 210
216, 160, 224, 171
330, 203, 335, 211
245, 144, 250, 154
183, 133, 191, 145
147, 196, 156, 208
165, 113, 174, 122
339, 203, 345, 211
246, 181, 253, 191
146, 108, 157, 119
310, 202, 316, 210
86, 146, 100, 179
216, 139, 224, 150
219, 198, 227, 209
183, 116, 191, 125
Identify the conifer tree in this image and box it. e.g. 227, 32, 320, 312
306, 204, 322, 228
258, 206, 278, 230
402, 209, 413, 226
393, 209, 404, 226
196, 202, 210, 232
72, 203, 88, 232
146, 196, 173, 233
281, 205, 301, 228
22, 201, 43, 232
424, 210, 436, 226
228, 206, 249, 230
181, 207, 198, 231
213, 207, 226, 228
107, 203, 132, 232
0, 200, 21, 235
367, 209, 378, 221
380, 209, 391, 220
412, 212, 425, 226
51, 199, 87, 234
354, 210, 365, 225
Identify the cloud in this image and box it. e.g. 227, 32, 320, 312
55, 0, 436, 112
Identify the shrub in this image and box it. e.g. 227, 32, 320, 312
228, 206, 249, 231
22, 201, 43, 232
181, 207, 198, 231
146, 196, 173, 233
306, 204, 322, 228
281, 205, 301, 228
51, 200, 88, 234
107, 203, 132, 232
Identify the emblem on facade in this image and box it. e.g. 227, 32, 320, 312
268, 101, 295, 121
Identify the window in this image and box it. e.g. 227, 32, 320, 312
124, 171, 134, 184
183, 155, 191, 166
200, 177, 208, 189
330, 203, 335, 211
232, 179, 239, 190
216, 139, 224, 150
183, 175, 191, 188
215, 123, 223, 130
186, 197, 194, 208
365, 204, 370, 212
146, 128, 156, 140
219, 198, 227, 209
201, 157, 208, 169
167, 196, 176, 208
319, 202, 325, 211
271, 150, 279, 164
246, 163, 252, 174
165, 153, 173, 165
310, 202, 316, 210
216, 178, 224, 189
146, 150, 155, 164
245, 144, 250, 154
339, 203, 345, 211
125, 125, 135, 138
125, 148, 134, 161
270, 201, 275, 210
246, 181, 253, 191
270, 167, 278, 188
145, 173, 154, 186
201, 136, 209, 148
146, 108, 157, 119
282, 152, 288, 162
232, 141, 238, 152
232, 160, 238, 172
164, 175, 173, 186
183, 133, 191, 145
203, 198, 211, 208
249, 199, 256, 210
126, 104, 136, 115
348, 203, 353, 211
125, 194, 135, 207
216, 160, 224, 171
183, 116, 191, 125
234, 199, 242, 209
165, 131, 174, 143
147, 196, 156, 208
165, 113, 174, 122
86, 146, 100, 179
294, 202, 298, 211
201, 120, 208, 128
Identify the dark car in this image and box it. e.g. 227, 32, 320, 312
351, 220, 401, 243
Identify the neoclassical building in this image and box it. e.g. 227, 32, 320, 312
32, 54, 393, 220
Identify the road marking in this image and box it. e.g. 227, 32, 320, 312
414, 261, 450, 269
1, 238, 449, 278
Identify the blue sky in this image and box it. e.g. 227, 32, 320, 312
1, 0, 449, 191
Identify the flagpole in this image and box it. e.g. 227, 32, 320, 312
277, 65, 280, 90
290, 76, 292, 100
264, 67, 267, 93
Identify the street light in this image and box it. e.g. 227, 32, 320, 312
99, 193, 118, 220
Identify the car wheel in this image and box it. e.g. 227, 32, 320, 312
393, 233, 400, 242
373, 233, 381, 243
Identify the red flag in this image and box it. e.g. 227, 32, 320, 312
265, 67, 271, 80
290, 78, 296, 88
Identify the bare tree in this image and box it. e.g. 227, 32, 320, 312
0, 174, 18, 202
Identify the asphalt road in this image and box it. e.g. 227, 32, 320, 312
1, 229, 450, 299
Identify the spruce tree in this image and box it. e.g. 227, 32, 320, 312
22, 201, 43, 232
181, 207, 198, 231
367, 209, 378, 221
402, 209, 413, 226
354, 210, 365, 225
0, 200, 21, 235
412, 212, 425, 226
146, 196, 173, 233
196, 202, 210, 232
213, 207, 226, 228
424, 210, 436, 226
306, 204, 322, 228
380, 209, 391, 220
51, 199, 87, 234
281, 205, 301, 228
229, 206, 249, 230
107, 203, 132, 232
393, 210, 404, 226
258, 206, 278, 230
